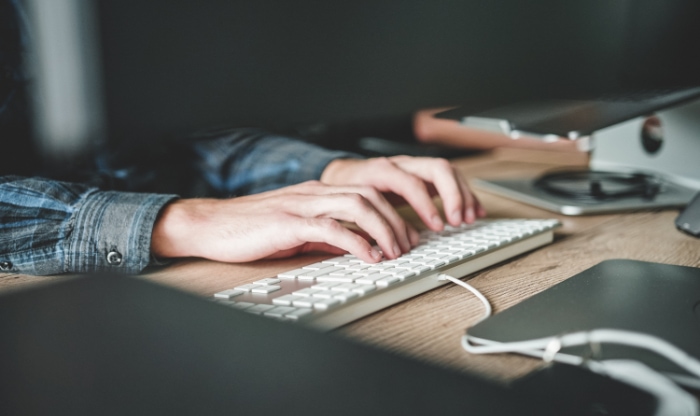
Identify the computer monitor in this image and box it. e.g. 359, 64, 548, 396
25, 0, 700, 166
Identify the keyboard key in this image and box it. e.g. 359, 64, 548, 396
367, 263, 394, 274
321, 256, 347, 264
293, 288, 324, 297
311, 290, 337, 299
253, 278, 281, 285
284, 308, 313, 320
234, 283, 262, 292
391, 270, 418, 280
355, 273, 390, 284
298, 267, 344, 280
245, 304, 275, 315
376, 276, 401, 287
401, 263, 430, 273
457, 250, 477, 259
330, 283, 362, 292
316, 275, 356, 283
232, 302, 255, 310
383, 259, 410, 267
345, 264, 372, 272
312, 282, 342, 290
328, 269, 357, 276
213, 289, 244, 300
312, 298, 341, 310
273, 294, 304, 306
352, 285, 377, 295
333, 291, 360, 302
213, 299, 237, 307
251, 285, 281, 294
349, 269, 375, 276
302, 262, 333, 271
277, 268, 307, 279
292, 298, 315, 308
423, 259, 447, 269
263, 306, 297, 318
330, 259, 358, 267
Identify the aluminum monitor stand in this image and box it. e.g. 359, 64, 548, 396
472, 98, 700, 215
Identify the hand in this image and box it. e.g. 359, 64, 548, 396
320, 156, 486, 230
151, 181, 419, 264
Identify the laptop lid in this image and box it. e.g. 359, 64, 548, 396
0, 274, 535, 416
466, 259, 700, 378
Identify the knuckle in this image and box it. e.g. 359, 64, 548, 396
318, 218, 342, 232
345, 192, 368, 206
362, 186, 381, 199
407, 175, 425, 189
434, 158, 452, 171
372, 157, 393, 168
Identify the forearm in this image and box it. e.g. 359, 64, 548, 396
0, 176, 177, 275
190, 128, 363, 196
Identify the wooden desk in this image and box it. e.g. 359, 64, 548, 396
3, 148, 699, 383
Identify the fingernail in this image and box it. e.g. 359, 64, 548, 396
451, 210, 462, 225
393, 243, 401, 258
466, 208, 475, 223
409, 231, 420, 246
370, 248, 382, 261
432, 215, 443, 229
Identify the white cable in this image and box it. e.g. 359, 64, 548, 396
437, 271, 700, 414
437, 273, 492, 323
462, 329, 700, 380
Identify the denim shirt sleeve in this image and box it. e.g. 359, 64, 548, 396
0, 176, 178, 275
190, 128, 363, 196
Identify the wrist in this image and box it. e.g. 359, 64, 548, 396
320, 158, 361, 185
151, 198, 215, 259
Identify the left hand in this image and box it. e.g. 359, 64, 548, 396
320, 156, 486, 231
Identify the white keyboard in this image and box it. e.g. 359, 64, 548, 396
213, 219, 560, 330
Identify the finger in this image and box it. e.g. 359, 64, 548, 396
265, 242, 347, 260
457, 177, 476, 223
392, 157, 465, 227
476, 200, 487, 218
314, 186, 412, 254
406, 222, 420, 246
469, 185, 487, 218
290, 193, 403, 259
359, 190, 411, 253
467, 186, 487, 219
295, 217, 383, 263
453, 173, 486, 220
430, 162, 465, 226
373, 162, 444, 232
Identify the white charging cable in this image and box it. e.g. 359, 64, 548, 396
437, 273, 492, 323
438, 273, 700, 416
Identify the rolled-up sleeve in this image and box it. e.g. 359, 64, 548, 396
0, 176, 177, 275
191, 128, 363, 196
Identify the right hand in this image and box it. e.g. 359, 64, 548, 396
150, 181, 420, 264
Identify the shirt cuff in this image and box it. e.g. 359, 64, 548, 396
65, 190, 178, 274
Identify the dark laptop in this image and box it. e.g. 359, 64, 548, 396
467, 259, 700, 379
0, 275, 534, 416
0, 271, 659, 415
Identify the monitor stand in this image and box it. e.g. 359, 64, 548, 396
475, 98, 700, 215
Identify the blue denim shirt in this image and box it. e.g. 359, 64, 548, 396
0, 130, 359, 275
